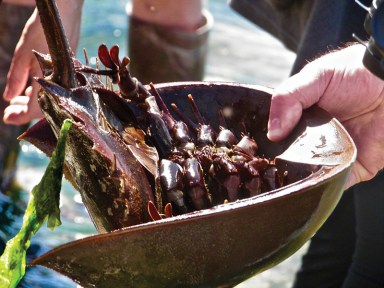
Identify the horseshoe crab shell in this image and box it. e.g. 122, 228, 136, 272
29, 82, 356, 288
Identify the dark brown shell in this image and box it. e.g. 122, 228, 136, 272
29, 82, 356, 287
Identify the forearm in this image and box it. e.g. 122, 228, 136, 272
132, 0, 204, 30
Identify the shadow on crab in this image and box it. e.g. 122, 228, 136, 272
29, 81, 356, 288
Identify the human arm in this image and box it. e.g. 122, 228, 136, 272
267, 43, 384, 189
2, 0, 83, 125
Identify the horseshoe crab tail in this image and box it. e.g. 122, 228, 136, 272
35, 0, 77, 89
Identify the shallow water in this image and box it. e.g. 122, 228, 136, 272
13, 0, 308, 287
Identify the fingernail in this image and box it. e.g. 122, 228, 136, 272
267, 118, 282, 140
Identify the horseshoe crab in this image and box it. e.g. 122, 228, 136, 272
17, 0, 356, 287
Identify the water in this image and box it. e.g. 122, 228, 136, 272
12, 0, 307, 287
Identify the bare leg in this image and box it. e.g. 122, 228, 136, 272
128, 0, 212, 83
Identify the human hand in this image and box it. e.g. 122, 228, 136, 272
3, 0, 83, 125
267, 44, 384, 189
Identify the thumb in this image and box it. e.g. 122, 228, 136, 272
267, 65, 330, 141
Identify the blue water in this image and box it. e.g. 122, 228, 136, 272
13, 0, 297, 287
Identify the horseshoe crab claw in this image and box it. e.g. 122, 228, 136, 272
29, 82, 356, 287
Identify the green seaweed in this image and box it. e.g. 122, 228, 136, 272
0, 119, 72, 288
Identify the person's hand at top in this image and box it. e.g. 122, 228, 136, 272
2, 0, 84, 125
267, 43, 384, 189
